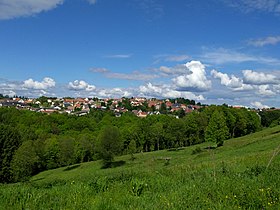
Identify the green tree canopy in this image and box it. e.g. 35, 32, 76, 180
97, 126, 122, 166
0, 124, 21, 183
11, 140, 39, 182
205, 110, 229, 147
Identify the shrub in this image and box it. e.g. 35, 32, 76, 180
192, 146, 202, 155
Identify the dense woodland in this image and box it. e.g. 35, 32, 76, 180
1, 104, 277, 183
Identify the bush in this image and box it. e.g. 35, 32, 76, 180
192, 146, 203, 155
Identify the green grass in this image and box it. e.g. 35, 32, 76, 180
1, 126, 280, 209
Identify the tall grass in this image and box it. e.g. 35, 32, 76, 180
1, 126, 280, 209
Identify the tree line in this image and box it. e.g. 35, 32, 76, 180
0, 105, 262, 183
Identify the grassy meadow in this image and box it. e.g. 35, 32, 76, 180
1, 126, 280, 209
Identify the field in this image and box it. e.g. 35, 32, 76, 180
1, 126, 280, 210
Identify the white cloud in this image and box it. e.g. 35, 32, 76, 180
139, 83, 163, 95
165, 55, 189, 62
68, 80, 96, 91
273, 84, 280, 93
97, 88, 132, 98
90, 67, 158, 81
224, 0, 280, 15
1, 90, 16, 97
201, 48, 280, 65
172, 61, 211, 92
87, 0, 97, 5
242, 70, 278, 85
90, 67, 109, 73
211, 70, 243, 88
202, 48, 256, 64
106, 72, 158, 81
155, 64, 190, 76
211, 70, 253, 91
0, 0, 100, 20
248, 36, 280, 47
138, 82, 205, 100
232, 84, 254, 91
154, 54, 190, 63
251, 101, 270, 109
106, 54, 132, 58
257, 85, 275, 96
23, 77, 56, 90
0, 0, 64, 20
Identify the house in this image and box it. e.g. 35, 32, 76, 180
29, 107, 40, 112
13, 98, 25, 104
53, 106, 62, 110
67, 106, 75, 113
64, 98, 74, 104
63, 102, 72, 108
39, 108, 56, 115
75, 110, 90, 116
165, 101, 173, 108
82, 104, 90, 112
137, 110, 148, 118
132, 110, 138, 115
24, 99, 33, 104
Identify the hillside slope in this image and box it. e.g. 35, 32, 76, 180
1, 126, 280, 209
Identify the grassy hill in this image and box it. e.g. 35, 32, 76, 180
1, 126, 280, 209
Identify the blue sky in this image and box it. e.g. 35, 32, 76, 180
1, 0, 280, 108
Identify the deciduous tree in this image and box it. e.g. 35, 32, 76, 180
98, 126, 122, 167
205, 110, 229, 147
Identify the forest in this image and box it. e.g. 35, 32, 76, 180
0, 104, 274, 183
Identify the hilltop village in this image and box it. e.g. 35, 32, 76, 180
0, 95, 204, 117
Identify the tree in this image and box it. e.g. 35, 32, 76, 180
232, 109, 248, 137
159, 102, 167, 114
11, 140, 39, 182
177, 108, 186, 118
128, 139, 137, 160
98, 126, 122, 167
185, 112, 200, 146
245, 110, 261, 134
149, 122, 164, 150
44, 137, 60, 169
0, 124, 21, 183
259, 109, 280, 127
165, 118, 185, 148
75, 134, 95, 163
38, 96, 48, 104
205, 110, 229, 147
58, 136, 75, 166
222, 108, 236, 138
